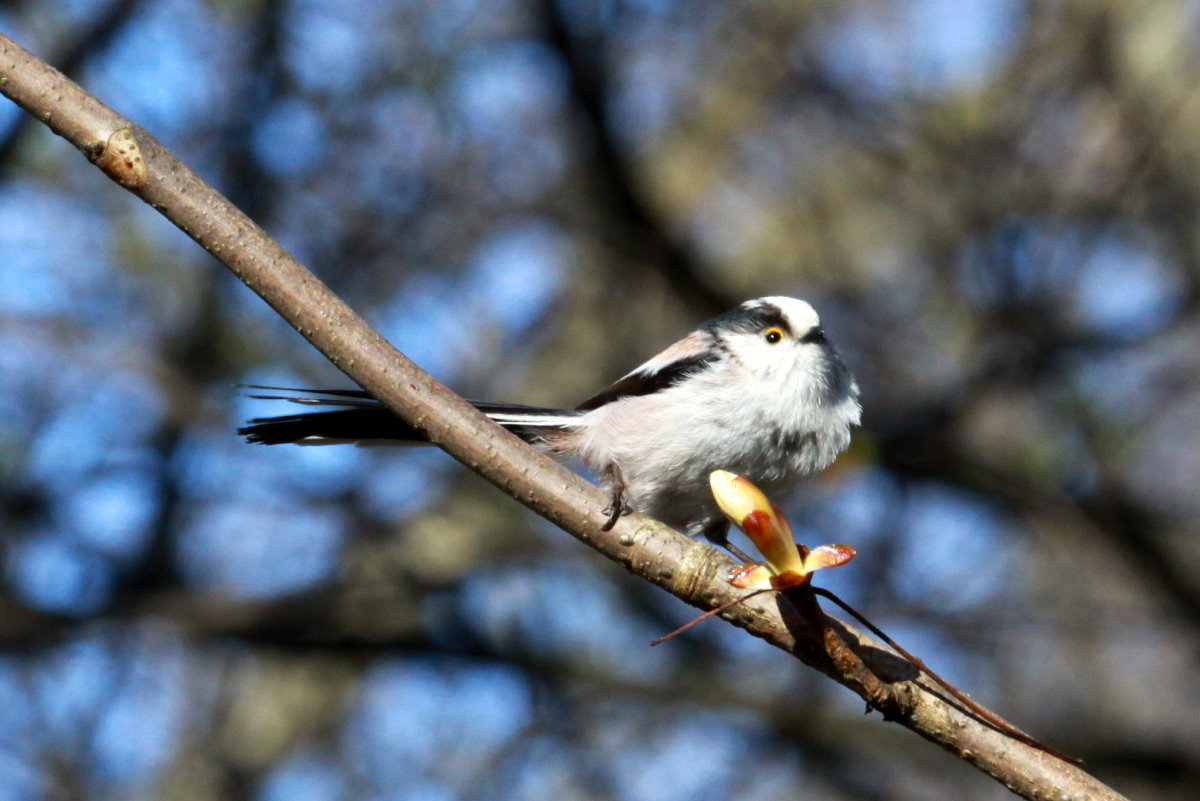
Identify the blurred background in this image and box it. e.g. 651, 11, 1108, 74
1, 0, 1199, 799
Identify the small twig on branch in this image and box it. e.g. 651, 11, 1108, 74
0, 33, 1129, 801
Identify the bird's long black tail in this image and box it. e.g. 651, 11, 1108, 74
237, 386, 582, 446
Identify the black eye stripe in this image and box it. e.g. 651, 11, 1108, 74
703, 304, 793, 337
800, 327, 826, 344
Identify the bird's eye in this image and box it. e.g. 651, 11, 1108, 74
764, 327, 784, 344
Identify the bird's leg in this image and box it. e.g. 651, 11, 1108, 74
697, 519, 755, 564
600, 463, 631, 531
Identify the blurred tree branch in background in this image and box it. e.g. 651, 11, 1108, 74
1, 1, 1198, 800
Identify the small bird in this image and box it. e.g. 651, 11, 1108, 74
239, 297, 861, 556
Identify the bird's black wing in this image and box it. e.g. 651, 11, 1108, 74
575, 351, 718, 411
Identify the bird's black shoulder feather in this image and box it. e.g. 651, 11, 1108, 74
574, 352, 719, 411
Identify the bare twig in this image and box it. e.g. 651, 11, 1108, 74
0, 33, 1129, 801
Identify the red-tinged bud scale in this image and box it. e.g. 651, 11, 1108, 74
806, 544, 857, 571
710, 470, 856, 587
728, 563, 773, 589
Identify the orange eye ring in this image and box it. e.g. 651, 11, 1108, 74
764, 327, 784, 344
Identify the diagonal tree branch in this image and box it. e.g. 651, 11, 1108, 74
0, 0, 147, 168
0, 33, 1128, 801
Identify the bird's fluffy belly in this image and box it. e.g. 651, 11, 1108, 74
575, 390, 850, 530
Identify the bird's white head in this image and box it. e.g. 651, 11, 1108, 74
708, 295, 819, 365
703, 296, 855, 409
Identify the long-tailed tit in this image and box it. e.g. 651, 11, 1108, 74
239, 297, 861, 555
